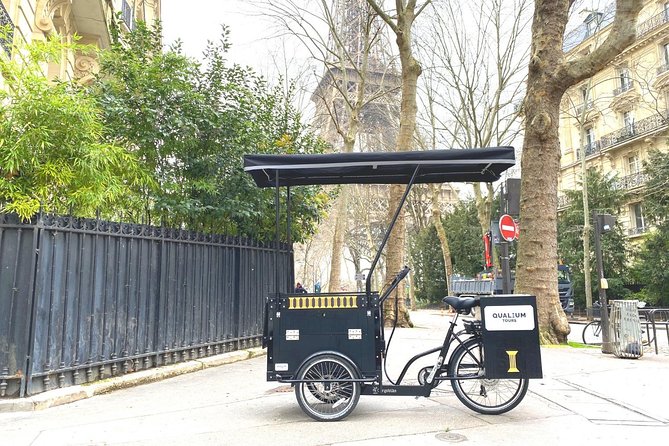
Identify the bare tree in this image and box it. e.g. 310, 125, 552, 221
258, 0, 400, 292
516, 0, 642, 344
365, 0, 432, 327
415, 0, 531, 290
414, 86, 456, 294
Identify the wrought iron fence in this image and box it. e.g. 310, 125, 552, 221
575, 141, 602, 160
0, 213, 292, 398
574, 100, 594, 115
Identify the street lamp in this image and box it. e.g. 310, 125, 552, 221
593, 212, 616, 354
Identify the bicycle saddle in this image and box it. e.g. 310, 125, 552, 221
443, 296, 480, 313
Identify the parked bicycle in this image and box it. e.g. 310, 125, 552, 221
581, 302, 652, 346
582, 318, 604, 345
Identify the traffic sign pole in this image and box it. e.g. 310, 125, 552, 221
498, 214, 517, 294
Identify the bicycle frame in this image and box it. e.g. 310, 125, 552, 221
360, 309, 484, 397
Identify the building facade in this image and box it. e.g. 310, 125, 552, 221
558, 1, 669, 243
0, 0, 160, 83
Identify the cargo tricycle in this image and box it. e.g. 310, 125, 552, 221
243, 148, 542, 421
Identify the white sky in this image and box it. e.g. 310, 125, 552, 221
160, 1, 602, 64
162, 0, 323, 113
161, 1, 304, 77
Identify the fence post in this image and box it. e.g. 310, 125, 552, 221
23, 216, 43, 396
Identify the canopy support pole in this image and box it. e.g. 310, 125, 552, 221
366, 166, 420, 296
286, 186, 293, 291
275, 171, 280, 294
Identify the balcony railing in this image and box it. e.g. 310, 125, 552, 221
599, 124, 637, 147
637, 10, 669, 39
599, 111, 669, 150
574, 100, 594, 115
575, 141, 602, 160
612, 171, 649, 190
557, 195, 570, 209
0, 1, 14, 56
574, 112, 669, 161
613, 80, 634, 96
627, 226, 649, 236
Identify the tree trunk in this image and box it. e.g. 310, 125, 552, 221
328, 110, 359, 292
516, 0, 642, 344
382, 49, 421, 327
328, 187, 348, 292
579, 128, 593, 317
383, 184, 412, 326
367, 0, 424, 328
431, 184, 453, 294
473, 182, 499, 270
301, 240, 312, 288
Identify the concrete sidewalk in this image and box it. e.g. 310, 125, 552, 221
0, 310, 667, 445
0, 348, 266, 413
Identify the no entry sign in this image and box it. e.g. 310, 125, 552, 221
499, 214, 518, 242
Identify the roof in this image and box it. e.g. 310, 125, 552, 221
243, 147, 515, 187
562, 3, 615, 52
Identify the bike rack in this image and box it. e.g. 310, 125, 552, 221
639, 308, 669, 354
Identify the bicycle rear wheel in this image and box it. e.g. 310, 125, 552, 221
582, 320, 602, 345
449, 338, 528, 415
295, 354, 360, 421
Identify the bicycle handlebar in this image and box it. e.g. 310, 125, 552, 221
379, 266, 410, 305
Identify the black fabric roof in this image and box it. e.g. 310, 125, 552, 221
244, 147, 515, 187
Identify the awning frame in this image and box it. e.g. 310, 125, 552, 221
244, 148, 516, 296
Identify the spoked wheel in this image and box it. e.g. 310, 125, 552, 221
582, 320, 602, 345
295, 354, 361, 421
449, 338, 528, 415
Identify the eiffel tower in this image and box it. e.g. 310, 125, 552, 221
311, 0, 400, 152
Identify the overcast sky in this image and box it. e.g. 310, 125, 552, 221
162, 1, 293, 75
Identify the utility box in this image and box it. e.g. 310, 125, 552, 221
264, 292, 381, 381
480, 295, 543, 379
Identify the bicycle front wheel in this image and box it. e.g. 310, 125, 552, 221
449, 338, 528, 415
582, 321, 602, 345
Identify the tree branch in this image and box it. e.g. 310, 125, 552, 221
366, 0, 400, 34
557, 0, 644, 86
414, 0, 432, 20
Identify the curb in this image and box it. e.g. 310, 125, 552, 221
0, 347, 265, 414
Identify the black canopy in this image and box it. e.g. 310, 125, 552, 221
244, 147, 515, 187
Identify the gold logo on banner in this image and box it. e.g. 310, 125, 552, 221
288, 295, 358, 310
506, 350, 519, 373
